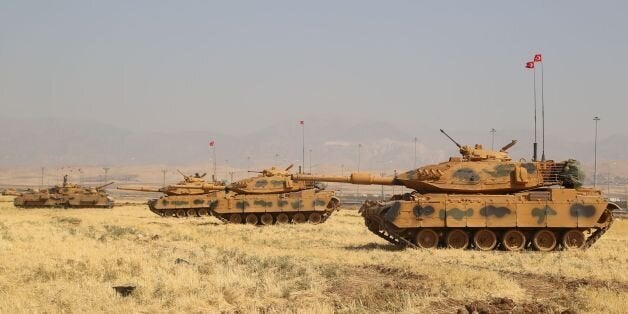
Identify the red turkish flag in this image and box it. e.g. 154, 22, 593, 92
299, 120, 304, 125
525, 62, 535, 69
534, 54, 542, 62
209, 140, 215, 147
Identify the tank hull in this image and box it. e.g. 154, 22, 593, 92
147, 189, 340, 224
361, 188, 614, 251
211, 189, 339, 224
147, 191, 224, 217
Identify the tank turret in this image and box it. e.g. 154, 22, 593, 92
294, 130, 580, 194
226, 164, 318, 194
117, 170, 225, 196
178, 165, 323, 194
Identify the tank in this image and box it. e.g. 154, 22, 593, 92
13, 175, 114, 208
292, 130, 616, 251
2, 188, 22, 196
117, 170, 226, 217
163, 165, 340, 224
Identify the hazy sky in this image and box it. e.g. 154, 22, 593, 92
1, 1, 627, 138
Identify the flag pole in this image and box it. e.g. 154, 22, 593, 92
211, 142, 216, 181
540, 60, 545, 161
213, 146, 216, 180
533, 64, 538, 161
301, 121, 305, 173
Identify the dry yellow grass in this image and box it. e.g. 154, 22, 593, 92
0, 201, 626, 313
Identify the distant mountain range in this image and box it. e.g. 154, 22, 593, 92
0, 116, 626, 179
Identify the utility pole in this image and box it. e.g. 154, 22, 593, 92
413, 137, 417, 169
607, 162, 614, 196
490, 128, 496, 150
225, 159, 229, 181
357, 144, 362, 200
308, 149, 312, 173
40, 167, 45, 189
161, 169, 167, 187
103, 167, 110, 184
247, 156, 251, 172
229, 171, 234, 183
380, 172, 385, 200
302, 120, 305, 171
593, 117, 600, 187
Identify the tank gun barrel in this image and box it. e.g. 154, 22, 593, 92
95, 181, 114, 190
117, 185, 163, 193
440, 129, 462, 148
293, 173, 398, 186
170, 183, 226, 191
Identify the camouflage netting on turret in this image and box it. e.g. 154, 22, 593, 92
559, 159, 585, 188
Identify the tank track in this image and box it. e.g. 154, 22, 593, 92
14, 203, 114, 209
211, 210, 333, 225
147, 202, 211, 218
147, 198, 339, 225
360, 201, 614, 251
583, 208, 614, 249
361, 201, 416, 248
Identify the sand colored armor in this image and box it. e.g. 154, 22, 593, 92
293, 131, 615, 251
117, 170, 226, 216
14, 177, 114, 208
122, 166, 339, 224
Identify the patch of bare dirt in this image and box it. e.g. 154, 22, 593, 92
504, 271, 628, 303
462, 297, 564, 314
325, 264, 428, 311
442, 260, 628, 302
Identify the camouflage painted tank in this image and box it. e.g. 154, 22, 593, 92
166, 165, 340, 224
293, 130, 616, 251
14, 175, 114, 208
117, 171, 225, 217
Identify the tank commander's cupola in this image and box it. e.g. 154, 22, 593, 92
458, 141, 515, 162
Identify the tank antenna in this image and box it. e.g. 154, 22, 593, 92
440, 129, 462, 148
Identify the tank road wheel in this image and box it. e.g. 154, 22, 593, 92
446, 229, 469, 249
187, 209, 198, 217
562, 229, 585, 250
276, 213, 290, 224
502, 229, 526, 252
260, 213, 274, 225
292, 213, 306, 224
198, 208, 209, 216
175, 209, 186, 218
163, 210, 175, 217
473, 229, 497, 251
229, 214, 242, 224
245, 214, 258, 225
415, 229, 439, 249
532, 229, 557, 251
308, 212, 323, 224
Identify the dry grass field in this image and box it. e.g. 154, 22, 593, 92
0, 196, 627, 313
